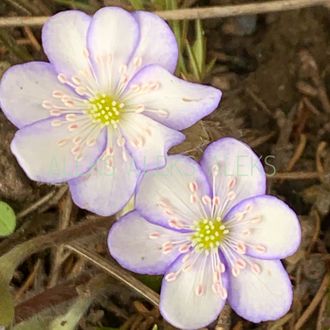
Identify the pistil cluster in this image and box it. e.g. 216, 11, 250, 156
88, 94, 125, 127
192, 218, 228, 251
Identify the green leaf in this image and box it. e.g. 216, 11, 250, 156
186, 41, 201, 81
0, 274, 14, 327
136, 274, 162, 292
192, 19, 206, 76
128, 0, 144, 10
205, 57, 217, 75
54, 0, 97, 11
49, 296, 93, 330
0, 201, 16, 237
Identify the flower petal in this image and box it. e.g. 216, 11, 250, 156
87, 7, 139, 92
108, 211, 182, 275
0, 62, 79, 129
228, 258, 293, 323
160, 253, 228, 329
224, 195, 301, 259
11, 116, 106, 183
200, 138, 266, 217
120, 113, 185, 171
124, 65, 221, 130
135, 155, 211, 229
42, 10, 91, 77
130, 11, 178, 73
69, 131, 141, 216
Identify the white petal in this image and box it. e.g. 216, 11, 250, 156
228, 258, 293, 323
0, 62, 80, 128
87, 7, 139, 92
42, 10, 91, 77
108, 211, 183, 275
69, 130, 141, 216
11, 116, 106, 183
224, 195, 301, 259
160, 253, 228, 329
135, 155, 211, 229
130, 11, 178, 73
200, 138, 266, 217
120, 113, 185, 170
123, 65, 221, 130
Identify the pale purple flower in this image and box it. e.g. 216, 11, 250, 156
108, 138, 301, 329
0, 7, 221, 216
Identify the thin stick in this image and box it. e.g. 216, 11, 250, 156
294, 272, 330, 330
286, 134, 307, 171
0, 0, 329, 27
65, 243, 160, 307
246, 88, 273, 117
268, 171, 320, 180
307, 210, 321, 254
16, 185, 68, 220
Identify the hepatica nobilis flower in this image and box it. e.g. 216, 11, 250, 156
0, 7, 221, 216
108, 138, 301, 329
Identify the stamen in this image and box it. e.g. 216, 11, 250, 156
162, 242, 173, 254
149, 232, 160, 239
189, 182, 198, 193
65, 114, 77, 122
51, 120, 63, 127
232, 266, 240, 277
212, 164, 219, 176
227, 191, 236, 201
57, 73, 67, 84
52, 90, 64, 98
195, 284, 205, 296
251, 263, 262, 274
202, 195, 212, 205
179, 243, 191, 253
72, 76, 82, 85
235, 241, 246, 254
255, 244, 267, 253
57, 139, 68, 147
236, 258, 246, 269
50, 109, 62, 116
133, 56, 142, 68
165, 272, 177, 282
169, 219, 183, 229
228, 177, 236, 189
42, 100, 53, 109
68, 124, 79, 131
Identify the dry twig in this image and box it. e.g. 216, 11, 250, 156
0, 0, 329, 27
65, 243, 160, 307
294, 272, 330, 330
286, 134, 307, 172
268, 171, 320, 180
16, 185, 68, 220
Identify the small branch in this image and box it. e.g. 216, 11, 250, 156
16, 185, 68, 220
294, 272, 330, 330
157, 0, 330, 20
0, 0, 329, 27
0, 215, 113, 283
268, 171, 320, 180
65, 243, 160, 307
286, 134, 307, 172
15, 273, 91, 322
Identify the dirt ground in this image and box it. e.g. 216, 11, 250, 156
0, 0, 329, 329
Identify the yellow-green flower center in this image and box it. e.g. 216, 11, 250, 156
88, 94, 125, 127
192, 218, 228, 251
